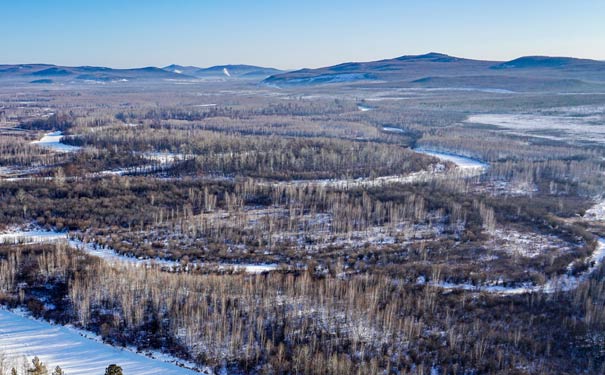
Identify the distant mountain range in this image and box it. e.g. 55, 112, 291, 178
163, 64, 283, 79
491, 56, 605, 70
2, 53, 604, 91
0, 63, 284, 84
0, 64, 190, 83
263, 52, 605, 90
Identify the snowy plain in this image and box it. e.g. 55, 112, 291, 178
466, 112, 605, 145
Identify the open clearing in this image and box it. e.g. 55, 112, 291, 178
466, 112, 605, 145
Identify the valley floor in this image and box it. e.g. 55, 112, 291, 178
1, 79, 605, 374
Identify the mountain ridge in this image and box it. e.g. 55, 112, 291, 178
162, 64, 285, 79
2, 53, 604, 87
0, 64, 194, 83
263, 52, 605, 87
0, 63, 285, 83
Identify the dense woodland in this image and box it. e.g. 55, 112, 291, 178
1, 243, 605, 374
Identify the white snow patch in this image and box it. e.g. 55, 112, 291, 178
364, 97, 413, 102
466, 113, 605, 145
431, 281, 534, 295
0, 230, 66, 244
476, 179, 539, 197
0, 308, 203, 375
382, 127, 405, 133
31, 131, 81, 153
141, 152, 188, 163
421, 87, 515, 94
491, 228, 573, 258
95, 152, 190, 176
413, 148, 488, 170
267, 171, 436, 190
218, 263, 278, 273
280, 73, 373, 85
585, 200, 605, 222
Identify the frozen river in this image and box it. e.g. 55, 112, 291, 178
31, 131, 81, 153
413, 148, 488, 170
0, 229, 277, 273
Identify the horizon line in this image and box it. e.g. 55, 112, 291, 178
2, 51, 604, 71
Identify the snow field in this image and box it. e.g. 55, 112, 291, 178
0, 309, 203, 375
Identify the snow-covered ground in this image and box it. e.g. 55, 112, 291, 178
466, 112, 605, 145
30, 131, 81, 153
0, 309, 203, 375
382, 127, 405, 133
0, 230, 67, 244
357, 105, 373, 112
94, 152, 191, 176
416, 87, 515, 94
218, 263, 278, 273
421, 197, 605, 295
474, 179, 538, 197
275, 73, 373, 85
585, 200, 605, 222
95, 164, 170, 177
413, 148, 488, 170
141, 152, 189, 163
265, 170, 435, 190
0, 166, 46, 179
429, 237, 605, 295
491, 228, 574, 258
364, 96, 414, 102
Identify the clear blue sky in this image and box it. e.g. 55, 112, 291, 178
1, 0, 604, 69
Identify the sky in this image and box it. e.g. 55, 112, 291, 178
1, 0, 604, 69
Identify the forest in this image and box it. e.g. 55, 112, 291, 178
0, 79, 604, 374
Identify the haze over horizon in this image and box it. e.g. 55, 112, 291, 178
1, 0, 604, 70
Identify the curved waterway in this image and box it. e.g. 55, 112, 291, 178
31, 131, 81, 153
